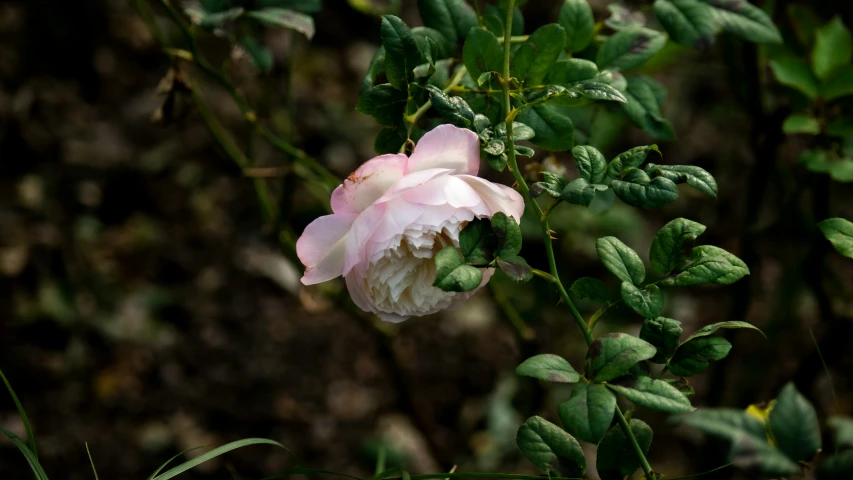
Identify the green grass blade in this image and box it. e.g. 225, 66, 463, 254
151, 438, 291, 480
85, 442, 100, 480
0, 368, 38, 458
147, 445, 210, 480
2, 430, 49, 480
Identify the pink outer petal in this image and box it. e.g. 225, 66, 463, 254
296, 213, 358, 285
407, 125, 480, 176
456, 175, 525, 222
343, 203, 387, 276
401, 175, 482, 209
331, 153, 408, 214
375, 168, 453, 204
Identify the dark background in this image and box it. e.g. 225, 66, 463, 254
2, 0, 853, 478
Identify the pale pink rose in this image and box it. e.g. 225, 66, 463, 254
296, 124, 525, 322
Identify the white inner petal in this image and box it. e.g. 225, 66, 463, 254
359, 216, 471, 318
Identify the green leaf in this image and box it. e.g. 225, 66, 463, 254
699, 0, 781, 44
356, 84, 408, 125
559, 383, 616, 445
516, 416, 586, 476
570, 278, 610, 303
245, 8, 315, 39
459, 218, 496, 265
254, 0, 321, 13
549, 59, 599, 85
572, 82, 628, 103
640, 317, 683, 363
819, 451, 853, 479
426, 86, 474, 127
596, 236, 645, 285
783, 113, 821, 135
418, 0, 478, 44
604, 4, 646, 31
495, 122, 535, 141
238, 36, 274, 72
561, 178, 597, 207
516, 104, 575, 152
2, 431, 49, 480
374, 126, 406, 154
681, 321, 763, 343
497, 255, 533, 282
608, 144, 661, 177
151, 438, 295, 480
572, 146, 608, 184
620, 283, 664, 319
491, 212, 522, 258
645, 163, 718, 198
770, 58, 820, 99
588, 332, 657, 382
516, 354, 580, 383
769, 382, 821, 462
607, 376, 693, 413
649, 218, 706, 275
483, 139, 506, 156
361, 46, 386, 94
822, 65, 853, 100
671, 408, 766, 442
559, 0, 595, 52
818, 218, 853, 259
432, 246, 483, 292
596, 27, 667, 71
654, 0, 716, 49
463, 28, 503, 81
381, 15, 424, 91
729, 433, 799, 477
668, 336, 732, 376
511, 24, 566, 86
621, 76, 676, 140
611, 170, 680, 209
829, 417, 853, 449
665, 245, 749, 286
596, 419, 653, 480
831, 159, 853, 182
412, 26, 454, 60
812, 16, 853, 80
533, 172, 569, 199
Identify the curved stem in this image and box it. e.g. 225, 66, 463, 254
497, 4, 655, 478
404, 65, 469, 144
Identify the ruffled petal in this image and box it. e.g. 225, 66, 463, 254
407, 124, 480, 175
331, 153, 408, 214
456, 175, 525, 222
375, 168, 453, 204
296, 213, 358, 285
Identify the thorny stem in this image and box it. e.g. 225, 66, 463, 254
498, 3, 656, 479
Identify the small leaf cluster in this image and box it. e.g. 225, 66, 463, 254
433, 213, 532, 293
675, 382, 853, 479
769, 14, 853, 182
511, 220, 755, 479
533, 145, 717, 213
185, 0, 321, 72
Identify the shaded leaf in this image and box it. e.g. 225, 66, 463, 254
572, 82, 628, 103
620, 282, 664, 319
671, 408, 766, 442
654, 0, 716, 49
374, 126, 406, 154
699, 0, 781, 43
682, 321, 763, 343
559, 383, 616, 445
608, 376, 694, 413
459, 218, 496, 265
491, 212, 522, 258
645, 163, 718, 198
783, 113, 820, 135
497, 255, 533, 282
245, 8, 315, 39
663, 245, 749, 286
611, 170, 680, 209
357, 84, 408, 125
828, 416, 853, 449
770, 58, 819, 99
516, 416, 586, 476
596, 236, 645, 285
596, 27, 666, 71
822, 65, 853, 101
596, 419, 653, 480
426, 85, 474, 127
549, 59, 599, 85
818, 451, 853, 480
463, 28, 503, 80
621, 76, 676, 140
640, 317, 683, 363
559, 0, 595, 53
433, 246, 483, 292
588, 333, 657, 382
381, 15, 424, 91
570, 277, 610, 303
511, 24, 566, 86
818, 218, 853, 259
769, 382, 821, 462
516, 354, 580, 383
418, 0, 478, 44
813, 16, 853, 80
668, 336, 732, 376
516, 104, 575, 152
729, 433, 799, 477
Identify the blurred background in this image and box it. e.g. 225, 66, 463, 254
2, 0, 853, 478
